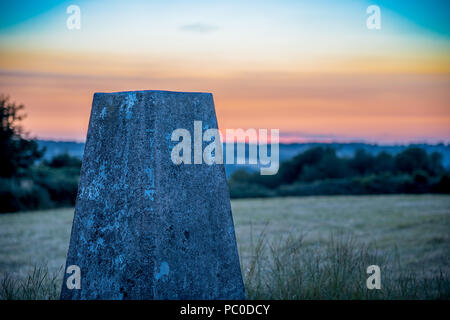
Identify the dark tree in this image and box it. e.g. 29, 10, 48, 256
0, 95, 44, 177
427, 152, 444, 176
373, 151, 395, 173
394, 148, 429, 174
350, 149, 374, 175
46, 153, 82, 169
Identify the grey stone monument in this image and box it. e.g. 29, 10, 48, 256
60, 90, 245, 299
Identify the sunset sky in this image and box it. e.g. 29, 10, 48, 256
0, 0, 449, 143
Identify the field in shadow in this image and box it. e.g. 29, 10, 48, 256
1, 195, 449, 299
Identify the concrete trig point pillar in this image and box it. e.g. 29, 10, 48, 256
60, 90, 245, 299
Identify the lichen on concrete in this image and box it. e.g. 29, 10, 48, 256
60, 90, 245, 300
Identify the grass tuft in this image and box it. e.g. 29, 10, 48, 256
0, 265, 62, 300
243, 231, 450, 300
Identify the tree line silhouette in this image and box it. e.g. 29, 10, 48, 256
229, 145, 450, 198
1, 94, 449, 212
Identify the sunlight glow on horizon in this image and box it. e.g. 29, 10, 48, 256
0, 0, 449, 143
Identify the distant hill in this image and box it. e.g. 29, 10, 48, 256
37, 140, 450, 177
37, 140, 85, 160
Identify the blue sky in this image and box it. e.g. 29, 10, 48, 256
0, 1, 449, 142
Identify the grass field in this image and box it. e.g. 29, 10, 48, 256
0, 195, 449, 299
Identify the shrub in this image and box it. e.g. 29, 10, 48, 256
31, 166, 79, 206
0, 153, 81, 213
45, 153, 81, 169
228, 182, 274, 198
432, 173, 450, 193
0, 178, 52, 213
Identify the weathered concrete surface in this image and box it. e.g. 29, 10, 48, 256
60, 90, 245, 299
